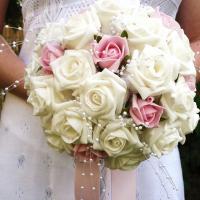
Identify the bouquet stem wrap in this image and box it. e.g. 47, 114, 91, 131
74, 144, 136, 200
74, 145, 106, 200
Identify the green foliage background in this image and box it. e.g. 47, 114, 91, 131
1, 0, 200, 199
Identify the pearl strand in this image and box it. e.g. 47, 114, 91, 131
0, 78, 24, 97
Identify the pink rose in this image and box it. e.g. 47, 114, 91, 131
129, 95, 164, 128
41, 42, 64, 73
92, 35, 129, 72
183, 75, 196, 91
151, 7, 183, 37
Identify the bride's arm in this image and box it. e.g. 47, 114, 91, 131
0, 0, 26, 99
177, 0, 200, 82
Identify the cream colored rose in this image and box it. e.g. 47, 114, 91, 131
25, 54, 41, 90
105, 148, 146, 170
167, 31, 196, 76
51, 50, 96, 91
40, 113, 74, 153
47, 134, 74, 154
143, 121, 182, 157
161, 76, 198, 122
27, 76, 55, 116
124, 45, 179, 99
36, 22, 68, 45
79, 69, 127, 120
178, 114, 199, 144
51, 101, 92, 144
112, 8, 168, 51
62, 9, 101, 49
93, 119, 143, 157
161, 77, 199, 143
95, 0, 139, 33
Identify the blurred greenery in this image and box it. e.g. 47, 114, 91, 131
1, 0, 200, 199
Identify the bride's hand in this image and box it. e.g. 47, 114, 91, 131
0, 0, 27, 99
177, 0, 200, 83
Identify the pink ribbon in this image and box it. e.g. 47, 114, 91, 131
74, 144, 136, 200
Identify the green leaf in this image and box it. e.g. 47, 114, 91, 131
36, 66, 42, 73
94, 35, 102, 43
121, 30, 128, 38
120, 55, 131, 67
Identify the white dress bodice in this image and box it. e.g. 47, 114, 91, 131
0, 0, 184, 200
20, 0, 182, 65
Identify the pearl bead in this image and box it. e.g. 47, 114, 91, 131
13, 85, 17, 88
1, 43, 5, 47
80, 186, 84, 189
92, 187, 96, 190
90, 173, 94, 176
135, 127, 139, 131
0, 49, 3, 53
4, 87, 8, 91
88, 116, 92, 120
81, 173, 85, 176
1, 92, 6, 96
102, 188, 106, 192
123, 111, 127, 116
98, 123, 102, 127
139, 126, 143, 130
15, 80, 20, 84
5, 25, 9, 28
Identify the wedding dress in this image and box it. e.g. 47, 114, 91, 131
0, 0, 184, 199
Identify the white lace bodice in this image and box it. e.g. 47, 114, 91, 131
20, 0, 182, 65
21, 0, 182, 35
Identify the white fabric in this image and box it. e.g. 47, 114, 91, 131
0, 0, 184, 199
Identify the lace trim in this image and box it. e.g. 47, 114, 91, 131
22, 0, 96, 35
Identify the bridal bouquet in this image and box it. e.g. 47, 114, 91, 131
25, 0, 199, 171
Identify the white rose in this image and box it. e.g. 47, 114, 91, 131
167, 31, 196, 76
27, 76, 55, 116
79, 69, 127, 120
36, 22, 68, 45
40, 113, 74, 153
112, 7, 168, 50
161, 76, 198, 122
47, 134, 74, 154
51, 50, 96, 91
143, 121, 182, 157
51, 101, 92, 144
124, 45, 179, 99
105, 148, 146, 170
93, 119, 143, 157
62, 9, 101, 49
25, 54, 41, 90
161, 76, 199, 142
95, 0, 139, 33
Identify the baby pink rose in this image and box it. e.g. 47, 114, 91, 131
93, 35, 129, 72
151, 7, 183, 37
129, 95, 164, 128
183, 75, 196, 91
41, 42, 64, 73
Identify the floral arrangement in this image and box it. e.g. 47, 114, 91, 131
25, 0, 199, 170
